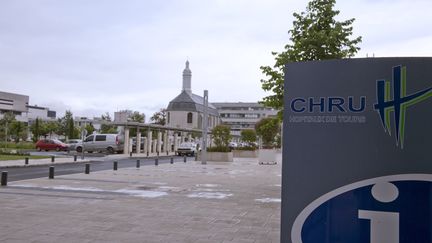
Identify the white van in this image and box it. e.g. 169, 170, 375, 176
76, 134, 123, 154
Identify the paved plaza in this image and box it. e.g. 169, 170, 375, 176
0, 156, 281, 243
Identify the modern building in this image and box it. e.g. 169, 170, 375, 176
0, 91, 56, 123
74, 116, 102, 131
0, 91, 29, 122
213, 102, 278, 141
166, 61, 220, 130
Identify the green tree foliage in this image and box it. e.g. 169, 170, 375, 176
150, 108, 167, 125
211, 125, 232, 149
255, 118, 280, 148
30, 118, 41, 142
100, 112, 117, 133
9, 121, 28, 142
129, 111, 145, 123
260, 0, 362, 118
240, 129, 257, 144
58, 110, 76, 139
85, 123, 95, 135
45, 121, 59, 138
0, 112, 16, 141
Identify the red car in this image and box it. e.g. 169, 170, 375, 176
35, 139, 69, 151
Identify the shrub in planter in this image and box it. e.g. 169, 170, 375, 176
255, 117, 280, 148
207, 146, 231, 152
235, 146, 256, 151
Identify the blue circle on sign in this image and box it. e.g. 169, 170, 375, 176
291, 174, 432, 243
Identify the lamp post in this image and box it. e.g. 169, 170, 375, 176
202, 90, 208, 165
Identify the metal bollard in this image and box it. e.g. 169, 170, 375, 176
146, 151, 149, 157
51, 156, 55, 163
136, 159, 140, 168
49, 166, 55, 179
157, 152, 159, 156
130, 152, 133, 157
74, 155, 77, 162
85, 163, 90, 174
170, 157, 174, 164
113, 161, 118, 171
183, 155, 187, 163
155, 158, 158, 166
1, 171, 8, 186
166, 150, 169, 155
25, 157, 29, 165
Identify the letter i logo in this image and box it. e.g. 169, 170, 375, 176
358, 182, 400, 243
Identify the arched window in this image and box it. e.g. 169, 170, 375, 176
187, 112, 193, 124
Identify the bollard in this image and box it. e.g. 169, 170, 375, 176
1, 171, 7, 186
51, 156, 55, 163
166, 150, 169, 155
113, 161, 118, 171
195, 152, 198, 161
25, 157, 29, 165
157, 152, 159, 156
136, 159, 140, 168
155, 158, 159, 166
49, 166, 55, 179
147, 151, 149, 157
130, 152, 133, 157
85, 163, 90, 174
74, 155, 77, 162
183, 155, 187, 163
170, 157, 174, 164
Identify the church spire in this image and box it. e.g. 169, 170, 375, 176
182, 60, 192, 94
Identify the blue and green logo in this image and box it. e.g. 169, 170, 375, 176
374, 65, 432, 148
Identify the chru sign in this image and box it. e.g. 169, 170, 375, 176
282, 58, 432, 243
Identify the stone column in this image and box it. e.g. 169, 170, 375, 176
157, 131, 162, 153
143, 137, 147, 154
163, 131, 168, 153
123, 127, 130, 154
147, 129, 152, 154
174, 133, 178, 154
136, 128, 141, 154
152, 139, 157, 154
181, 132, 185, 143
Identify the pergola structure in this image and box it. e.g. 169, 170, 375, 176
112, 121, 209, 155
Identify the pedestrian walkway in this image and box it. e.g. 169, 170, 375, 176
0, 156, 281, 243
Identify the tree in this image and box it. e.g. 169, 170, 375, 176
58, 110, 76, 139
30, 118, 42, 142
85, 123, 95, 135
150, 108, 167, 125
129, 111, 145, 123
100, 112, 117, 133
240, 129, 257, 144
45, 121, 59, 138
260, 0, 362, 118
0, 111, 16, 141
10, 121, 28, 142
211, 125, 232, 149
255, 118, 280, 148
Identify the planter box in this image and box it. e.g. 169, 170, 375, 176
232, 150, 258, 158
258, 149, 277, 164
205, 151, 233, 162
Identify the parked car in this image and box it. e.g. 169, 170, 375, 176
176, 142, 199, 156
228, 142, 238, 150
35, 139, 69, 151
132, 138, 145, 151
66, 139, 82, 151
75, 134, 123, 154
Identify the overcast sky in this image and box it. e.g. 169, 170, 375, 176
1, 0, 431, 120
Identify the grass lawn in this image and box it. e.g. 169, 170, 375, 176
0, 155, 50, 161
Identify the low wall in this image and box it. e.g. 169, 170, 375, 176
232, 150, 258, 158
206, 152, 233, 162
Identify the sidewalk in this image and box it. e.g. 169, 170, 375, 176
0, 156, 281, 243
0, 152, 180, 168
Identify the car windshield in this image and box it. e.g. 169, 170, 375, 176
52, 139, 64, 145
180, 143, 194, 147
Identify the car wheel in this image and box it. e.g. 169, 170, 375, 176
107, 147, 114, 154
76, 147, 82, 153
191, 151, 195, 156
37, 147, 41, 151
56, 147, 60, 152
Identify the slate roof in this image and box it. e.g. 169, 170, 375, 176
167, 91, 219, 116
